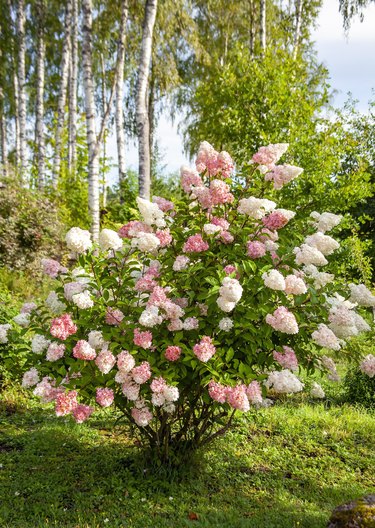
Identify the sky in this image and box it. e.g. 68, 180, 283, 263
107, 0, 375, 184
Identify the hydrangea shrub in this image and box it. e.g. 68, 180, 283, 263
11, 141, 375, 461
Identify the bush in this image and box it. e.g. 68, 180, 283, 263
9, 141, 375, 464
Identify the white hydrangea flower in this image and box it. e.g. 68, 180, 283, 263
45, 291, 66, 314
312, 324, 342, 351
151, 393, 165, 406
237, 197, 276, 219
219, 317, 233, 331
163, 385, 179, 402
203, 223, 221, 235
163, 402, 176, 413
284, 275, 307, 295
88, 330, 108, 350
31, 334, 51, 354
305, 232, 340, 256
219, 277, 243, 303
173, 255, 190, 271
216, 297, 236, 312
71, 267, 92, 284
359, 354, 375, 378
265, 369, 304, 394
276, 208, 296, 221
65, 227, 92, 253
132, 233, 160, 253
0, 324, 11, 344
22, 367, 40, 388
136, 197, 166, 228
348, 283, 375, 307
64, 282, 85, 301
294, 244, 328, 267
262, 269, 286, 291
310, 382, 325, 399
310, 212, 342, 233
72, 291, 94, 309
13, 313, 31, 327
99, 229, 123, 251
303, 265, 334, 289
139, 306, 163, 328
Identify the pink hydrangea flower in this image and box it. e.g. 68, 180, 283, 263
212, 216, 230, 231
131, 361, 152, 384
147, 286, 168, 307
46, 342, 65, 362
72, 404, 94, 423
266, 307, 299, 334
152, 196, 174, 212
20, 302, 37, 314
165, 345, 181, 361
117, 350, 135, 372
265, 164, 303, 189
150, 376, 167, 393
183, 234, 209, 253
50, 314, 77, 340
96, 388, 114, 407
105, 307, 124, 326
210, 180, 234, 205
273, 346, 298, 371
208, 381, 227, 403
133, 328, 153, 349
41, 258, 66, 278
217, 151, 234, 178
262, 211, 289, 230
118, 221, 152, 239
131, 406, 153, 427
34, 377, 63, 403
246, 381, 263, 404
195, 141, 218, 174
135, 274, 158, 292
55, 390, 78, 416
194, 186, 213, 209
252, 143, 288, 167
218, 230, 234, 244
226, 385, 250, 411
247, 241, 267, 258
95, 349, 116, 374
122, 379, 140, 400
168, 319, 184, 331
180, 166, 203, 193
156, 228, 173, 247
359, 354, 375, 378
183, 317, 199, 330
193, 336, 216, 362
73, 340, 97, 360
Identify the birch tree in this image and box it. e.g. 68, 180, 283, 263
82, 0, 100, 242
136, 0, 158, 200
68, 0, 78, 173
35, 0, 46, 188
16, 0, 27, 176
260, 0, 266, 52
292, 0, 303, 59
52, 0, 72, 186
115, 0, 128, 188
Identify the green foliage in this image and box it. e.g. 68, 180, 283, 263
343, 335, 375, 408
0, 179, 65, 274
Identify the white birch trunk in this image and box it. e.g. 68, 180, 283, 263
35, 0, 45, 189
82, 0, 100, 243
0, 96, 7, 177
115, 0, 128, 188
292, 0, 303, 60
52, 0, 72, 186
13, 72, 20, 170
260, 0, 266, 53
68, 0, 78, 173
136, 0, 158, 200
16, 0, 27, 177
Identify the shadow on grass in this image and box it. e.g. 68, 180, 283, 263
0, 407, 373, 528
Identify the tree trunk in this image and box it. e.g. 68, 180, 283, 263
13, 72, 20, 170
136, 0, 158, 200
0, 91, 7, 177
100, 52, 107, 208
248, 0, 256, 57
82, 0, 100, 242
148, 64, 155, 178
115, 0, 128, 192
292, 0, 303, 60
35, 0, 45, 189
68, 0, 78, 174
16, 0, 27, 177
260, 0, 266, 53
53, 0, 72, 186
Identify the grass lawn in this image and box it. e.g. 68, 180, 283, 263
0, 388, 374, 528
